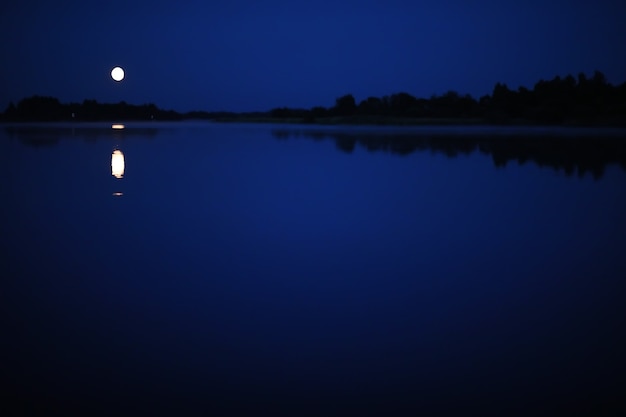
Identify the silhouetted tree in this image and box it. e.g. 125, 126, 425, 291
13, 96, 66, 121
3, 102, 17, 120
310, 106, 328, 118
357, 96, 384, 115
389, 92, 418, 116
333, 94, 357, 116
427, 91, 477, 118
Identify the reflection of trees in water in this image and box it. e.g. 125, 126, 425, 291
4, 126, 159, 147
481, 137, 625, 179
272, 129, 626, 180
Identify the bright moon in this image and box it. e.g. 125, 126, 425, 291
111, 66, 125, 82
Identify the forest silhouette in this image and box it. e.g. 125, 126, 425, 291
2, 71, 625, 125
1, 97, 183, 122
268, 71, 626, 126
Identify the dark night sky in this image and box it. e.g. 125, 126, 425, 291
1, 0, 625, 112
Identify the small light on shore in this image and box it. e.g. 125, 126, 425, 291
112, 124, 125, 129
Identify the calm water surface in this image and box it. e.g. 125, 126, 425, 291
2, 122, 626, 416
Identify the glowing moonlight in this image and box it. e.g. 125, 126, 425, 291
111, 66, 125, 82
111, 150, 125, 178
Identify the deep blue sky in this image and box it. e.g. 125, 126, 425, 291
2, 0, 625, 112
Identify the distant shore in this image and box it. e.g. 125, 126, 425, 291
3, 71, 625, 126
213, 116, 485, 125
210, 115, 626, 127
3, 116, 626, 128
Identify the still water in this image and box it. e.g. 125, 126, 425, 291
2, 122, 626, 416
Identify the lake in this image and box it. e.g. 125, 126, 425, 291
2, 122, 626, 416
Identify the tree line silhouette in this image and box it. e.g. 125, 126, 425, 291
267, 71, 626, 125
1, 97, 183, 122
2, 71, 625, 125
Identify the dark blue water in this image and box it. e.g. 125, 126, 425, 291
2, 122, 626, 416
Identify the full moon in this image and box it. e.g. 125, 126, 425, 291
111, 66, 125, 82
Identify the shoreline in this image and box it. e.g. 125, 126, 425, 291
208, 115, 626, 128
3, 115, 626, 129
3, 120, 626, 140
